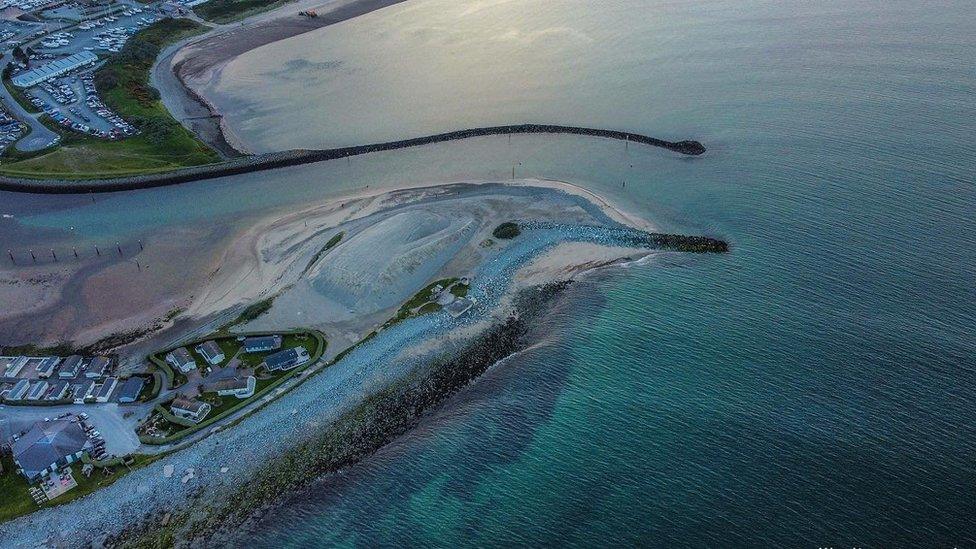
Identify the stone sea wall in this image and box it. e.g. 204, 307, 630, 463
0, 125, 705, 194
108, 281, 572, 547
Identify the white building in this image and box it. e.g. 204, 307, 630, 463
94, 377, 117, 403
207, 376, 255, 399
7, 378, 30, 400
26, 381, 49, 401
12, 51, 98, 87
165, 347, 196, 374
194, 341, 225, 366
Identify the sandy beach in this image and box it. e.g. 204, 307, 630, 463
0, 179, 654, 359
152, 0, 408, 154
0, 178, 679, 547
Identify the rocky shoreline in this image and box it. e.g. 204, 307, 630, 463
0, 125, 705, 194
107, 281, 572, 547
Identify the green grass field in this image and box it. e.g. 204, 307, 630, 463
0, 19, 219, 179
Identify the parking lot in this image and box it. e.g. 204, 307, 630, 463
27, 71, 136, 138
0, 405, 142, 457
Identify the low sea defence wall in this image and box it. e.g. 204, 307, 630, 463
0, 124, 706, 194
108, 281, 572, 546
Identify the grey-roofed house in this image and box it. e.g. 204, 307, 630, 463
194, 341, 225, 366
70, 379, 94, 404
35, 356, 61, 378
243, 335, 282, 353
26, 381, 49, 401
10, 420, 89, 482
85, 356, 112, 379
47, 380, 69, 401
58, 355, 82, 379
205, 376, 255, 399
95, 377, 117, 403
6, 379, 30, 401
165, 347, 197, 374
170, 397, 211, 423
116, 377, 145, 403
261, 346, 310, 372
3, 356, 28, 377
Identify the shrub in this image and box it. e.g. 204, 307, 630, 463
492, 222, 520, 239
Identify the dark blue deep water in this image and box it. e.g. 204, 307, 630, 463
223, 0, 976, 547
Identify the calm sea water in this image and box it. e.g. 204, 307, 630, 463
203, 0, 976, 547
3, 0, 974, 545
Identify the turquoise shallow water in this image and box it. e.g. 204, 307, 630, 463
1, 0, 974, 545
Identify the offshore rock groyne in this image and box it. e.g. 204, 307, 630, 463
0, 125, 706, 194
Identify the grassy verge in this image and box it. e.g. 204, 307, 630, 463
0, 18, 219, 179
376, 277, 462, 331
0, 453, 161, 524
195, 0, 292, 24
222, 295, 277, 330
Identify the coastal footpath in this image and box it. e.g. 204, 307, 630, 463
0, 124, 706, 193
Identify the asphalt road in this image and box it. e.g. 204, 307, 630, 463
0, 53, 60, 152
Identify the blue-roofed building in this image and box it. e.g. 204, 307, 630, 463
116, 377, 146, 403
262, 346, 310, 372
10, 420, 89, 482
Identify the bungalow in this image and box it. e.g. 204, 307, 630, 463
85, 356, 113, 379
262, 346, 310, 372
95, 377, 117, 403
116, 377, 145, 403
46, 380, 69, 401
10, 420, 89, 482
2, 356, 28, 377
70, 380, 95, 404
6, 379, 30, 400
26, 381, 49, 401
58, 355, 82, 379
205, 376, 255, 399
243, 335, 282, 353
165, 347, 197, 374
194, 340, 225, 366
170, 397, 211, 423
35, 356, 61, 378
